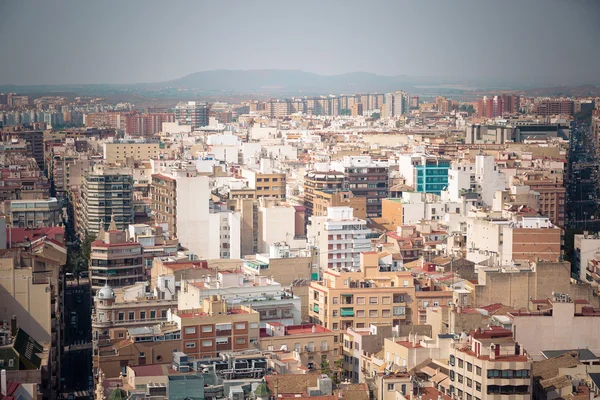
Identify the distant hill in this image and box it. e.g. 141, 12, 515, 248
165, 69, 417, 94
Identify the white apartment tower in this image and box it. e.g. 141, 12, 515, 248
308, 206, 372, 271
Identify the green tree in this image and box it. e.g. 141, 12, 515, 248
370, 113, 381, 120
81, 231, 97, 263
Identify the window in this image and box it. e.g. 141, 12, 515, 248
467, 378, 472, 388
332, 297, 339, 304
118, 312, 124, 321
333, 310, 339, 317
357, 297, 366, 305
140, 311, 146, 320
332, 323, 339, 330
235, 338, 246, 345
250, 322, 259, 329
128, 312, 135, 320
458, 358, 464, 368
150, 311, 156, 319
216, 337, 228, 344
515, 369, 529, 378
8, 359, 14, 367
475, 382, 481, 392
356, 310, 365, 318
139, 352, 145, 358
458, 374, 463, 383
382, 296, 391, 304
369, 310, 378, 318
184, 327, 196, 335
501, 370, 512, 378
403, 280, 409, 287
202, 325, 213, 333
387, 384, 394, 391
449, 355, 455, 366
369, 297, 378, 304
466, 395, 472, 400
476, 366, 481, 376
202, 340, 212, 347
185, 342, 196, 349
433, 300, 439, 307
235, 323, 246, 330
467, 362, 472, 372
382, 309, 391, 318
161, 310, 167, 318
118, 332, 124, 338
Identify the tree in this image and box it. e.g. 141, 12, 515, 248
370, 113, 381, 120
81, 231, 97, 263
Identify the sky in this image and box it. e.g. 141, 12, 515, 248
0, 0, 599, 85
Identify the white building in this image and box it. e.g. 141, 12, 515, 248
574, 232, 600, 282
308, 206, 372, 271
384, 91, 410, 118
178, 270, 301, 328
258, 203, 306, 253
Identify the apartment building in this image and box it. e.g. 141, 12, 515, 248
510, 294, 600, 361
466, 215, 562, 266
241, 165, 287, 200
258, 323, 337, 371
383, 91, 410, 117
513, 171, 566, 227
398, 154, 450, 196
308, 206, 372, 271
331, 156, 389, 217
303, 167, 345, 219
89, 227, 144, 292
77, 166, 134, 236
4, 197, 61, 228
178, 269, 301, 328
312, 189, 367, 220
448, 327, 532, 399
170, 295, 260, 359
533, 99, 574, 116
150, 173, 177, 237
103, 139, 160, 163
0, 154, 50, 201
575, 232, 600, 282
174, 101, 209, 129
0, 129, 44, 170
93, 321, 182, 380
125, 113, 174, 136
341, 323, 394, 383
309, 253, 416, 336
91, 278, 177, 342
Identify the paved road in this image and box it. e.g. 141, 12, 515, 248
61, 282, 93, 396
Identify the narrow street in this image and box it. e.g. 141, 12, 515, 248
61, 280, 93, 397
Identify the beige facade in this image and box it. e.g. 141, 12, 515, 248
258, 322, 337, 371
150, 174, 177, 237
90, 229, 144, 292
313, 189, 367, 220
103, 141, 160, 163
170, 295, 260, 359
449, 328, 532, 400
309, 253, 416, 339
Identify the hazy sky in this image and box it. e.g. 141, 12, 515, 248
1, 0, 599, 85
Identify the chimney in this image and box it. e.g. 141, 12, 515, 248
10, 316, 17, 337
490, 344, 496, 360
1, 369, 6, 396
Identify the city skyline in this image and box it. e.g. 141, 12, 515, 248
0, 0, 599, 86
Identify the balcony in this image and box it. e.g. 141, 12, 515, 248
216, 329, 232, 337
340, 308, 354, 317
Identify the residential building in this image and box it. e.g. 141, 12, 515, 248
303, 167, 345, 219
241, 162, 287, 200
91, 278, 177, 343
533, 99, 574, 116
308, 206, 372, 270
0, 129, 44, 170
102, 139, 160, 163
169, 295, 260, 359
178, 269, 301, 327
398, 154, 450, 195
77, 166, 134, 236
92, 321, 182, 380
312, 189, 367, 220
89, 226, 144, 292
4, 197, 61, 228
510, 293, 600, 361
331, 156, 389, 217
384, 91, 410, 117
309, 252, 416, 336
174, 101, 209, 129
125, 113, 175, 136
574, 232, 600, 282
258, 323, 336, 371
150, 173, 177, 237
449, 327, 532, 399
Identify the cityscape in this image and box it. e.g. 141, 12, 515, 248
1, 1, 600, 400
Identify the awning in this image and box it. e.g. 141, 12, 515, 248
341, 294, 353, 297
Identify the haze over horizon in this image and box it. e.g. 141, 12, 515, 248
1, 0, 599, 86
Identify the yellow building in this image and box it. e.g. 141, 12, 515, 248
103, 140, 160, 163
258, 322, 337, 372
308, 253, 416, 340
